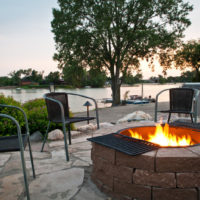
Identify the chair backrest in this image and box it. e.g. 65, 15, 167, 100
169, 88, 194, 112
45, 92, 70, 121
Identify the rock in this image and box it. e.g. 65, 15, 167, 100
77, 123, 114, 132
48, 129, 64, 140
30, 131, 43, 142
71, 130, 81, 136
77, 124, 97, 132
99, 122, 114, 128
117, 111, 152, 123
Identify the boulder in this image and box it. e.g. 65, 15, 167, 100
99, 122, 114, 128
117, 111, 152, 124
48, 129, 64, 141
30, 131, 43, 142
77, 124, 97, 132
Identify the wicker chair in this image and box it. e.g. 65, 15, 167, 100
154, 88, 199, 123
41, 92, 99, 161
0, 105, 36, 200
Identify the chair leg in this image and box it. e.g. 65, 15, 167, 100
27, 136, 36, 178
62, 123, 69, 161
19, 143, 30, 200
68, 124, 72, 145
15, 121, 30, 200
19, 144, 30, 200
167, 113, 171, 123
190, 114, 194, 123
41, 121, 51, 152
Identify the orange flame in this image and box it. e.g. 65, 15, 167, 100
128, 123, 193, 147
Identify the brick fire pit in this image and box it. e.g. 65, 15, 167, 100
91, 125, 200, 200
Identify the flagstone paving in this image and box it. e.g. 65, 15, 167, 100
0, 121, 159, 200
0, 130, 112, 200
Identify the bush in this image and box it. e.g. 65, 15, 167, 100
0, 96, 75, 136
0, 94, 25, 136
23, 99, 49, 134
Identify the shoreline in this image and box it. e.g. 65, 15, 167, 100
0, 82, 182, 90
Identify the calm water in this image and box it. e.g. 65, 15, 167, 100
0, 83, 182, 112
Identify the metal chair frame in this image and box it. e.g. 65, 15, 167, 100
41, 92, 100, 161
0, 105, 36, 200
154, 88, 199, 123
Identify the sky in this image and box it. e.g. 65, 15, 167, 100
0, 0, 199, 79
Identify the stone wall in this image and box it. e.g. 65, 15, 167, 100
91, 143, 200, 200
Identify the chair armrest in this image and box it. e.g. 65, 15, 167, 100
0, 104, 30, 136
66, 93, 100, 129
154, 89, 170, 122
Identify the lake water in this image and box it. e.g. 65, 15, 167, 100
0, 83, 182, 112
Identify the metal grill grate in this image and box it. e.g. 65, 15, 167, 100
88, 133, 160, 156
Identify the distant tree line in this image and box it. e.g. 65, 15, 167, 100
0, 68, 107, 88
149, 71, 195, 84
0, 67, 195, 88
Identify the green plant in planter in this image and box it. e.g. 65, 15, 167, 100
0, 94, 25, 136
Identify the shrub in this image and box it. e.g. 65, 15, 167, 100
23, 99, 49, 134
0, 94, 25, 136
0, 95, 75, 136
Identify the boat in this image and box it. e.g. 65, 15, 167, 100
126, 99, 149, 104
129, 94, 155, 103
101, 98, 113, 103
101, 98, 150, 104
129, 95, 142, 100
84, 86, 91, 88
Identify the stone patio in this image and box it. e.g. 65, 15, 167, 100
0, 121, 146, 200
1, 118, 196, 200
0, 129, 112, 200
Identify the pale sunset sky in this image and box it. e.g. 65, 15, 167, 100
0, 0, 199, 79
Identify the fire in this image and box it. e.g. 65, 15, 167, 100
128, 123, 193, 147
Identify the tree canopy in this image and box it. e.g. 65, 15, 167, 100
175, 40, 200, 81
8, 68, 44, 85
159, 40, 200, 81
52, 0, 193, 105
45, 71, 61, 84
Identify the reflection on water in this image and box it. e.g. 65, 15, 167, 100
0, 83, 181, 112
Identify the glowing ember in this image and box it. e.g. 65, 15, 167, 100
128, 123, 193, 147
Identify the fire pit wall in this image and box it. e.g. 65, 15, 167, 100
91, 142, 200, 200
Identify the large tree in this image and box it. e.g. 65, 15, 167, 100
175, 40, 200, 81
52, 0, 192, 105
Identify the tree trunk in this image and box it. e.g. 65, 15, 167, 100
111, 76, 121, 106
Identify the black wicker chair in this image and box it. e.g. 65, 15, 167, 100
154, 88, 199, 123
0, 105, 36, 200
41, 92, 100, 161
